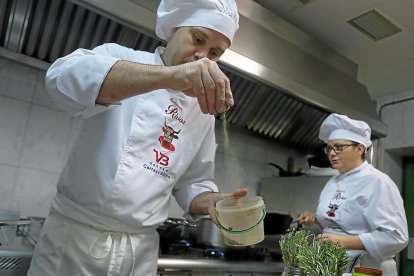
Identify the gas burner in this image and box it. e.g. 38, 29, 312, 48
159, 239, 281, 262
203, 247, 224, 259
165, 239, 193, 255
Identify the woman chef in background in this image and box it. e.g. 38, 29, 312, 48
298, 113, 408, 275
28, 0, 247, 275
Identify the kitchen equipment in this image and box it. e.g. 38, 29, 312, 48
307, 155, 331, 168
189, 217, 224, 247
0, 210, 20, 246
263, 213, 294, 235
157, 218, 196, 254
268, 162, 305, 177
215, 196, 266, 246
157, 220, 283, 274
0, 215, 45, 276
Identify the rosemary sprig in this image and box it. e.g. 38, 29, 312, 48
297, 238, 349, 276
279, 230, 349, 276
279, 229, 311, 268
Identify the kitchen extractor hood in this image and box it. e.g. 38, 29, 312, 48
0, 0, 386, 155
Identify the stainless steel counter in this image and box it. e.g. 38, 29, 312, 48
158, 257, 283, 275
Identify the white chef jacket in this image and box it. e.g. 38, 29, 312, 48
316, 161, 408, 275
45, 43, 219, 228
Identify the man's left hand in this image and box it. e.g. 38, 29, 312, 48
189, 188, 248, 224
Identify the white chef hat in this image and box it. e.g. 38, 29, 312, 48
156, 0, 239, 44
319, 113, 372, 148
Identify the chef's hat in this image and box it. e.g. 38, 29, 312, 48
156, 0, 239, 44
319, 113, 372, 148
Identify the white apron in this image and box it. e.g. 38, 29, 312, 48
28, 195, 159, 276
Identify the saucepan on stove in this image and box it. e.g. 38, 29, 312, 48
189, 217, 225, 247
157, 217, 227, 248
157, 218, 196, 242
263, 212, 301, 235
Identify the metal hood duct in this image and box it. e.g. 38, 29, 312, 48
0, 0, 386, 155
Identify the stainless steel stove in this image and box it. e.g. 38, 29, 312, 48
157, 237, 284, 275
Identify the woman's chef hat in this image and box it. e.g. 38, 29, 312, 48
156, 0, 239, 44
319, 113, 372, 148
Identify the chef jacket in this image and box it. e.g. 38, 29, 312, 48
45, 43, 219, 228
316, 161, 408, 274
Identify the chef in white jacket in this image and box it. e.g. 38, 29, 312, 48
298, 113, 408, 275
28, 0, 247, 275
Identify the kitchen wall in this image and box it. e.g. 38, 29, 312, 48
0, 57, 310, 219
0, 57, 81, 218
376, 90, 414, 188
376, 91, 414, 275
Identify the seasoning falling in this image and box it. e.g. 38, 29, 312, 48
220, 111, 229, 147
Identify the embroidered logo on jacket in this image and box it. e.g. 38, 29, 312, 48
326, 203, 340, 217
142, 98, 186, 178
326, 191, 344, 217
158, 118, 181, 152
165, 98, 186, 124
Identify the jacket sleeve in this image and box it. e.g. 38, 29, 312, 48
358, 174, 409, 262
172, 118, 218, 219
45, 43, 129, 118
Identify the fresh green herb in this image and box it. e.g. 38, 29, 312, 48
279, 229, 311, 268
297, 238, 349, 276
279, 230, 349, 276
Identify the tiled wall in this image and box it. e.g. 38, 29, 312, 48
0, 57, 309, 219
0, 58, 83, 217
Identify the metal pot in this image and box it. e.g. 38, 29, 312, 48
157, 218, 196, 242
189, 217, 225, 247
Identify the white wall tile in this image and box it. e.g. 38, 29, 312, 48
0, 164, 19, 212
32, 71, 62, 111
0, 96, 31, 166
0, 58, 38, 102
8, 167, 58, 217
20, 105, 72, 172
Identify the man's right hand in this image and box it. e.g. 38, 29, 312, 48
98, 58, 234, 114
172, 58, 234, 115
